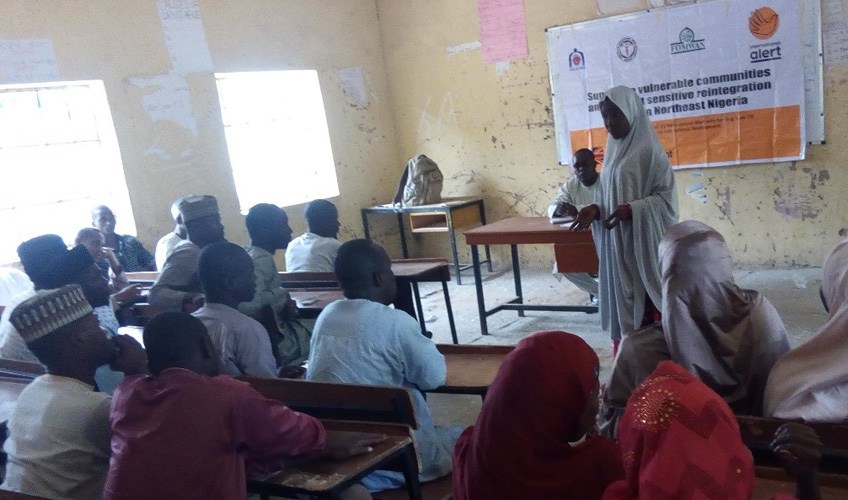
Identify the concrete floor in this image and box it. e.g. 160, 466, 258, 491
419, 264, 827, 429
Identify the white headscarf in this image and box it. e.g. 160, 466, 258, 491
764, 238, 848, 421
593, 86, 678, 340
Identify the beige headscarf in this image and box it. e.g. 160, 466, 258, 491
661, 221, 790, 414
602, 221, 790, 428
764, 238, 848, 422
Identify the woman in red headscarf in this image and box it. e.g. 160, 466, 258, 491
603, 361, 823, 500
453, 331, 624, 500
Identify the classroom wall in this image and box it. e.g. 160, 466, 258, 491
1, 0, 404, 264
375, 0, 848, 268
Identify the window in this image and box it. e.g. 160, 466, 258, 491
215, 71, 339, 212
0, 80, 135, 264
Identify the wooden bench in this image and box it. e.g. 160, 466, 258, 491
239, 377, 419, 429
0, 359, 44, 380
429, 344, 512, 398
0, 491, 55, 500
737, 415, 848, 473
240, 377, 455, 499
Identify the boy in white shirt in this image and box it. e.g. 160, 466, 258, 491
286, 199, 343, 273
307, 239, 460, 492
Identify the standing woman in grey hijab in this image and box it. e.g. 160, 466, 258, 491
572, 86, 678, 354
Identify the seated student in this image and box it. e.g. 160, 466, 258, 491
0, 235, 135, 394
454, 331, 623, 500
601, 221, 789, 435
149, 195, 226, 311
603, 361, 823, 500
547, 148, 601, 302
76, 227, 132, 292
764, 237, 848, 422
1, 285, 147, 500
104, 312, 375, 500
286, 199, 343, 273
238, 203, 310, 367
92, 205, 156, 272
155, 197, 188, 270
307, 239, 460, 492
192, 242, 278, 378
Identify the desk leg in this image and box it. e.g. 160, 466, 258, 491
361, 210, 371, 241
397, 213, 409, 258
442, 281, 458, 344
511, 244, 524, 318
411, 282, 426, 334
472, 245, 488, 336
446, 210, 462, 285
479, 201, 493, 272
401, 445, 424, 500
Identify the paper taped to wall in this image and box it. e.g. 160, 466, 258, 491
157, 0, 214, 73
0, 38, 60, 84
477, 0, 529, 63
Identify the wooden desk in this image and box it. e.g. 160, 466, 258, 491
428, 344, 512, 398
464, 217, 599, 336
392, 259, 458, 344
281, 259, 460, 343
289, 289, 345, 318
124, 271, 158, 285
361, 197, 492, 285
754, 466, 848, 500
247, 420, 422, 500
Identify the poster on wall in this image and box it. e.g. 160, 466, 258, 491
546, 0, 806, 169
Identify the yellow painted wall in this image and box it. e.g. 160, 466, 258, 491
376, 0, 848, 267
0, 0, 404, 263
4, 0, 844, 269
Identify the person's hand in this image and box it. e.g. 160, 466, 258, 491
553, 203, 578, 218
570, 204, 600, 230
324, 431, 387, 461
113, 284, 143, 304
773, 423, 822, 478
282, 298, 299, 321
603, 205, 629, 229
278, 366, 306, 379
110, 335, 149, 375
182, 294, 205, 313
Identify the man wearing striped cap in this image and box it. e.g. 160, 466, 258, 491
0, 285, 147, 500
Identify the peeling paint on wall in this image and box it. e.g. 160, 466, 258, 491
716, 187, 732, 221
495, 61, 510, 75
774, 186, 822, 220
338, 66, 374, 108
446, 40, 482, 54
127, 72, 198, 135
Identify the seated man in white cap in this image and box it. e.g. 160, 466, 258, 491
1, 285, 147, 500
149, 195, 226, 312
154, 197, 188, 270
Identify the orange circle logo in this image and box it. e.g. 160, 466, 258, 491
749, 7, 779, 40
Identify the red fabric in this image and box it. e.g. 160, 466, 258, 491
104, 369, 326, 500
603, 361, 760, 500
454, 331, 624, 500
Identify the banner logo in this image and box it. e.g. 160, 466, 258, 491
670, 27, 705, 54
616, 37, 638, 61
749, 7, 779, 40
569, 48, 585, 70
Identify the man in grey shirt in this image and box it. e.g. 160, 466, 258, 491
148, 195, 225, 311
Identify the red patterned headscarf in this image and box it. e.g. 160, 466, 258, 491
603, 361, 756, 500
453, 331, 624, 500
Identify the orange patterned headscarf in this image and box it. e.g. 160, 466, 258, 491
603, 361, 756, 500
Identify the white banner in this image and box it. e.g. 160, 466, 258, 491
547, 0, 805, 169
